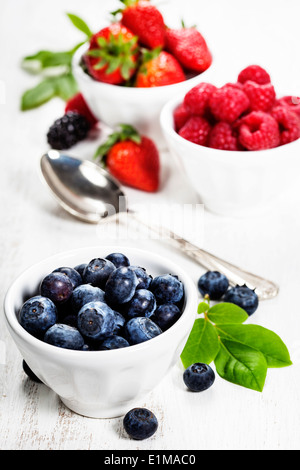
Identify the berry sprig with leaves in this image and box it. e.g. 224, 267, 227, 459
181, 297, 292, 392
20, 13, 93, 111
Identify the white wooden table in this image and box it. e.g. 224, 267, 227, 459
0, 0, 299, 451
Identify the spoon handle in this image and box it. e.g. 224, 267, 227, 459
128, 213, 279, 300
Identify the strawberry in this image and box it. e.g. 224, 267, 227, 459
135, 49, 185, 87
119, 0, 165, 49
94, 124, 160, 192
165, 26, 212, 73
65, 93, 98, 127
84, 23, 139, 85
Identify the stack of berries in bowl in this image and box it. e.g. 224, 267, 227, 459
174, 65, 300, 151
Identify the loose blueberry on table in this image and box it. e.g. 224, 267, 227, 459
18, 252, 185, 352
197, 270, 229, 300
183, 363, 215, 392
224, 284, 259, 315
123, 408, 158, 441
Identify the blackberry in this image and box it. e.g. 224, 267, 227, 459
47, 112, 90, 150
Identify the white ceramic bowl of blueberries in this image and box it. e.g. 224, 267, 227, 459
4, 246, 198, 419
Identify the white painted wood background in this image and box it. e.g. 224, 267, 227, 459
0, 0, 299, 451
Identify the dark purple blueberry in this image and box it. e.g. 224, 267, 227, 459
44, 323, 85, 350
113, 311, 126, 335
22, 360, 42, 383
40, 272, 73, 305
123, 408, 158, 440
150, 274, 184, 304
19, 295, 57, 338
77, 301, 116, 342
128, 266, 152, 290
82, 258, 116, 288
106, 252, 130, 268
127, 289, 156, 319
183, 363, 215, 392
151, 303, 181, 331
224, 284, 259, 315
71, 284, 105, 313
74, 263, 87, 278
99, 335, 130, 350
105, 266, 138, 305
125, 317, 162, 345
52, 266, 82, 289
197, 271, 229, 300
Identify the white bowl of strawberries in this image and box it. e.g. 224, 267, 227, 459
72, 0, 214, 146
160, 65, 300, 216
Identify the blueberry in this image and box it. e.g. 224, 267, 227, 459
197, 271, 229, 300
106, 252, 130, 268
127, 289, 157, 319
22, 360, 42, 383
44, 323, 85, 350
125, 317, 162, 345
99, 335, 130, 350
150, 274, 184, 304
74, 263, 87, 278
128, 266, 152, 290
151, 303, 181, 331
52, 267, 82, 289
82, 258, 116, 289
224, 285, 259, 315
183, 363, 215, 392
77, 301, 116, 342
71, 284, 105, 313
105, 266, 138, 305
40, 272, 73, 305
123, 408, 158, 440
19, 295, 57, 338
113, 311, 126, 335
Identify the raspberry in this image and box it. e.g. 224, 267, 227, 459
238, 111, 280, 150
208, 122, 242, 151
209, 86, 250, 123
47, 112, 91, 150
173, 103, 191, 131
243, 81, 275, 112
65, 93, 98, 127
183, 82, 217, 115
277, 96, 300, 119
271, 105, 300, 145
237, 65, 271, 85
178, 116, 211, 146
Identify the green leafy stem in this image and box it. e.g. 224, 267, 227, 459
181, 299, 292, 392
20, 13, 93, 111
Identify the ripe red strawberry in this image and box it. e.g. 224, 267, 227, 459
238, 111, 280, 150
183, 82, 217, 115
135, 50, 185, 87
84, 23, 139, 85
165, 26, 212, 73
94, 124, 160, 192
120, 0, 165, 49
271, 105, 300, 145
173, 103, 191, 131
208, 122, 242, 151
209, 85, 250, 123
237, 65, 271, 85
242, 80, 276, 112
178, 116, 211, 146
65, 93, 98, 127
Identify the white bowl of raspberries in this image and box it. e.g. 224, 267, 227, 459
71, 0, 214, 147
160, 65, 300, 216
4, 246, 197, 418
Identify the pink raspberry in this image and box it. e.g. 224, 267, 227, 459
183, 82, 217, 116
277, 96, 300, 119
179, 116, 211, 146
243, 81, 276, 112
209, 85, 250, 123
271, 105, 300, 145
208, 122, 242, 151
237, 65, 271, 85
238, 111, 280, 150
173, 103, 191, 131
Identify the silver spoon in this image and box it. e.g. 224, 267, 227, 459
40, 150, 279, 300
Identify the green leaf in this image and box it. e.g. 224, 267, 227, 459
181, 318, 220, 368
214, 338, 268, 392
54, 74, 78, 101
66, 13, 93, 38
21, 78, 57, 110
207, 302, 249, 325
216, 324, 292, 368
197, 302, 209, 314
